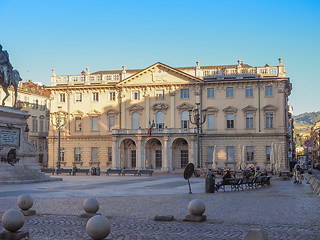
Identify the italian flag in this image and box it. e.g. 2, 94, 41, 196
148, 120, 152, 135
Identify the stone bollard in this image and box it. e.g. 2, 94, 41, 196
17, 194, 36, 216
80, 197, 100, 218
183, 199, 206, 222
86, 215, 111, 240
0, 209, 29, 240
242, 229, 269, 240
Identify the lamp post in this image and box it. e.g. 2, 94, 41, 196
189, 103, 207, 168
51, 106, 68, 171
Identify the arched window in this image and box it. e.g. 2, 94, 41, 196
181, 111, 189, 128
131, 112, 140, 129
156, 111, 164, 128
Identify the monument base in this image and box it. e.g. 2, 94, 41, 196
0, 229, 29, 240
80, 213, 101, 218
183, 214, 206, 222
20, 209, 36, 216
0, 106, 52, 183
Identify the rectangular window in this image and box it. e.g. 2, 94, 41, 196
40, 118, 44, 133
131, 91, 140, 100
181, 120, 189, 129
266, 113, 274, 128
226, 114, 234, 129
75, 117, 82, 131
108, 116, 115, 130
109, 92, 116, 101
265, 86, 273, 96
91, 147, 99, 163
227, 146, 234, 162
75, 93, 82, 102
181, 150, 188, 168
59, 93, 66, 102
266, 146, 271, 162
207, 146, 214, 164
155, 90, 164, 99
245, 87, 253, 97
74, 147, 81, 162
131, 150, 136, 168
60, 148, 65, 162
92, 92, 99, 102
207, 88, 214, 98
91, 117, 98, 131
180, 89, 189, 99
108, 147, 112, 163
155, 150, 162, 168
32, 116, 38, 132
226, 87, 233, 98
246, 113, 254, 128
246, 146, 254, 162
157, 123, 164, 129
207, 114, 215, 129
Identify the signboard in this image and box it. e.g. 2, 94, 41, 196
304, 140, 311, 147
0, 127, 20, 146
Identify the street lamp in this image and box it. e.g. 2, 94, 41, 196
189, 103, 207, 168
51, 106, 68, 171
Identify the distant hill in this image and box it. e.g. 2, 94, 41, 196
293, 111, 320, 132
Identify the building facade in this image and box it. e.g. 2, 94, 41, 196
0, 80, 50, 166
310, 121, 320, 165
47, 59, 291, 172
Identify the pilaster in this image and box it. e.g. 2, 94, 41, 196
161, 136, 172, 172
170, 92, 175, 128
112, 137, 120, 169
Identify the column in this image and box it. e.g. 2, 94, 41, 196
121, 100, 126, 129
161, 136, 172, 172
170, 92, 175, 128
145, 96, 150, 128
189, 136, 197, 165
112, 137, 120, 169
136, 136, 145, 170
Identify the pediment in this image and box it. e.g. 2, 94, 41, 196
242, 105, 257, 113
262, 105, 278, 112
106, 109, 119, 116
152, 103, 169, 112
177, 103, 194, 112
223, 106, 238, 113
87, 110, 101, 116
71, 110, 84, 117
204, 106, 219, 114
127, 104, 144, 113
117, 62, 203, 87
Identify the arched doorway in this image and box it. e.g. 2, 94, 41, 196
172, 138, 189, 169
120, 139, 136, 169
145, 138, 162, 169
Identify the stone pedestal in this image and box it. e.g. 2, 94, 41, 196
0, 106, 49, 183
0, 229, 29, 240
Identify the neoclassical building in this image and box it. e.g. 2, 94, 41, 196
47, 59, 291, 172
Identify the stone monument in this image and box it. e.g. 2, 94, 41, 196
0, 45, 53, 183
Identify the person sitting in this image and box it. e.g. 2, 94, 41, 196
216, 170, 232, 190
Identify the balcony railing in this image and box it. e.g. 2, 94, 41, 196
112, 128, 196, 135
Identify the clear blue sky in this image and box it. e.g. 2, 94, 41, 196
1, 0, 319, 115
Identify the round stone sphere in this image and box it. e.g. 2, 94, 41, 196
188, 199, 206, 216
86, 215, 111, 240
17, 194, 34, 210
2, 209, 25, 232
83, 197, 99, 214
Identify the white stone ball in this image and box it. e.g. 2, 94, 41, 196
2, 209, 25, 232
83, 197, 99, 214
17, 194, 34, 210
188, 199, 206, 216
86, 215, 111, 240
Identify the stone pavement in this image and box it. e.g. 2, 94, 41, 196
0, 174, 319, 239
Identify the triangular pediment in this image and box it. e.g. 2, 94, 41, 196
177, 103, 194, 112
71, 110, 84, 117
87, 110, 101, 116
152, 103, 169, 111
117, 62, 203, 87
242, 105, 257, 113
223, 106, 238, 113
105, 109, 119, 116
127, 104, 144, 113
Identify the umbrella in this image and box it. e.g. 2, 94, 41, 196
212, 145, 216, 169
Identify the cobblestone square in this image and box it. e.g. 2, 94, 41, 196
0, 174, 319, 239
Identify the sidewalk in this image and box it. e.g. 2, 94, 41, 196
0, 175, 319, 239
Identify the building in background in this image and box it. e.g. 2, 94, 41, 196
310, 121, 320, 166
47, 59, 291, 172
288, 105, 295, 169
0, 80, 50, 167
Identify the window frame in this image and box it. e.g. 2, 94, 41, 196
180, 89, 189, 99
265, 86, 273, 96
226, 114, 234, 129
246, 113, 254, 129
226, 87, 234, 98
246, 146, 254, 162
207, 88, 214, 98
265, 113, 274, 128
245, 87, 253, 97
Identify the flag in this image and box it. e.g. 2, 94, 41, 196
148, 120, 152, 135
151, 120, 156, 128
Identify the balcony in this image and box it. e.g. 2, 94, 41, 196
112, 128, 196, 135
